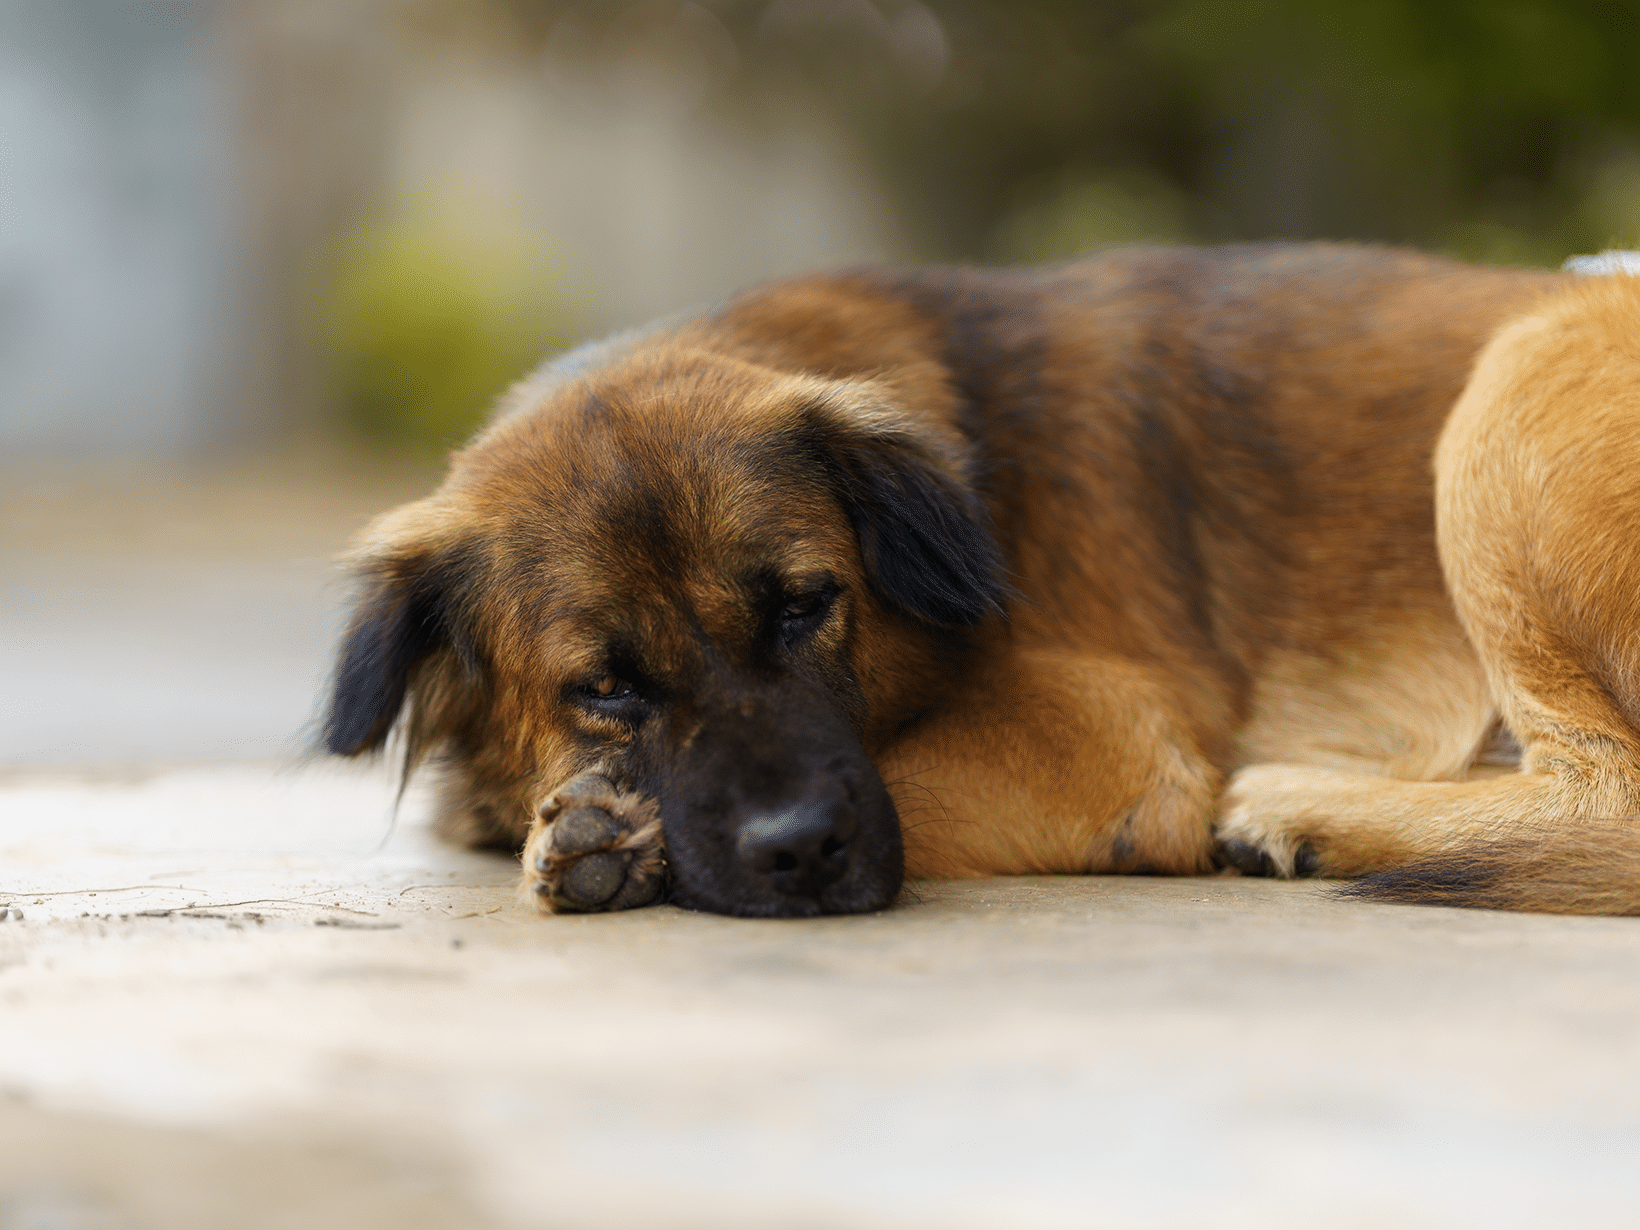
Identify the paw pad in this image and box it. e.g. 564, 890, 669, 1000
524, 774, 666, 913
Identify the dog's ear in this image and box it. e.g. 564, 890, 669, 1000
803, 389, 1006, 628
324, 506, 476, 757
325, 570, 448, 755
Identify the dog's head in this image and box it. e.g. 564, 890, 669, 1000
322, 347, 1003, 916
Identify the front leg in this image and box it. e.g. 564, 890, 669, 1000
1214, 764, 1353, 878
523, 773, 668, 912
1213, 761, 1586, 880
877, 649, 1225, 880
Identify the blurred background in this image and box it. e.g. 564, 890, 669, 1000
4, 0, 1639, 766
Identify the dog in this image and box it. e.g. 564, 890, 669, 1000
322, 243, 1640, 918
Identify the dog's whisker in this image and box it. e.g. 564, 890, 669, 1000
899, 820, 974, 838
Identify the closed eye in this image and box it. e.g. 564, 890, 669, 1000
781, 595, 824, 620
776, 583, 839, 643
570, 673, 647, 720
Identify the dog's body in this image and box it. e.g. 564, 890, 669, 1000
325, 244, 1640, 916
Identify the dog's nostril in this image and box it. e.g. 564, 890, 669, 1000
736, 795, 857, 895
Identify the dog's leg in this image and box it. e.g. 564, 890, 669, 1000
1217, 280, 1640, 892
879, 648, 1225, 879
1213, 761, 1626, 877
522, 773, 668, 913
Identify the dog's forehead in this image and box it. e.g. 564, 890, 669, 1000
487, 347, 830, 444
430, 350, 876, 671
464, 358, 850, 556
544, 513, 852, 640
526, 420, 838, 572
510, 527, 851, 685
461, 440, 853, 662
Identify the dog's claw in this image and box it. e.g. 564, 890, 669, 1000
524, 773, 667, 914
1219, 838, 1276, 877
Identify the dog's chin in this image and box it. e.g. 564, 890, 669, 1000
667, 873, 902, 918
662, 818, 905, 918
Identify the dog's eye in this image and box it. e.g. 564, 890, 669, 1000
572, 674, 644, 717
776, 585, 837, 642
780, 595, 824, 621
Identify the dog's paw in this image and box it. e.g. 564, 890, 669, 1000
1214, 765, 1326, 879
523, 773, 667, 913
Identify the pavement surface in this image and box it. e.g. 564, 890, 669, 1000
5, 456, 1640, 1228
5, 761, 1640, 1230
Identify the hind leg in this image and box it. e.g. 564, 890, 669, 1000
1218, 280, 1640, 875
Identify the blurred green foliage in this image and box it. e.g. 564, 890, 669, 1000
527, 0, 1640, 265
323, 210, 564, 452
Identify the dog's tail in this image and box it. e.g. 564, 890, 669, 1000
1335, 820, 1640, 915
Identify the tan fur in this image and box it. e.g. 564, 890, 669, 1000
1219, 274, 1640, 908
1335, 822, 1640, 915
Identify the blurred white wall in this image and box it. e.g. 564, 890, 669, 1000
0, 0, 243, 456
0, 0, 898, 459
392, 23, 898, 336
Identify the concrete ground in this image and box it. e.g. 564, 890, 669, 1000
4, 457, 1640, 1228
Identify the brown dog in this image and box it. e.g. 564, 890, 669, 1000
323, 243, 1640, 917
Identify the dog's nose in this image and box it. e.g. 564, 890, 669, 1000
736, 793, 857, 896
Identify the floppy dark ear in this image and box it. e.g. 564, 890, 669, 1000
811, 415, 1006, 628
324, 567, 453, 756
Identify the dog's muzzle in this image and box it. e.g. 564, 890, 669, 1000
735, 785, 858, 897
646, 688, 904, 917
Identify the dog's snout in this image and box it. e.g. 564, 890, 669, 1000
735, 792, 857, 896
